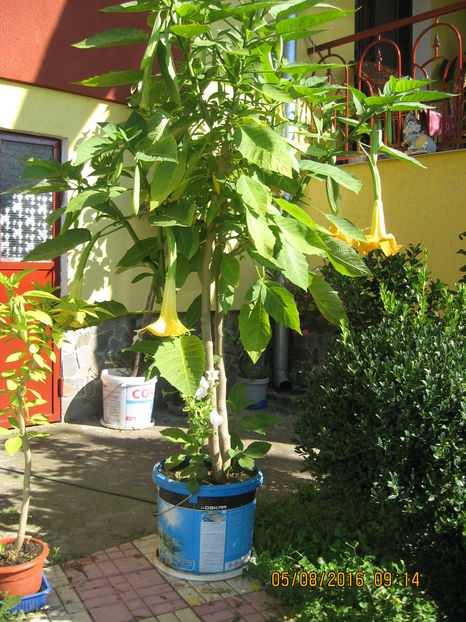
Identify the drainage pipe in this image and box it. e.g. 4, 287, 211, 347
273, 30, 296, 393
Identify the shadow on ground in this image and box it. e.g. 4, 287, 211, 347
0, 400, 309, 561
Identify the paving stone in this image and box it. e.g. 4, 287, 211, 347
46, 605, 73, 621
88, 602, 133, 622
69, 611, 93, 622
56, 585, 82, 604
125, 598, 153, 618
126, 567, 167, 590
157, 613, 180, 622
44, 565, 71, 588
176, 586, 206, 607
175, 609, 203, 622
225, 576, 257, 595
96, 560, 120, 577
82, 592, 121, 609
147, 599, 187, 616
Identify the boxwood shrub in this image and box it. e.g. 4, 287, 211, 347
294, 282, 465, 620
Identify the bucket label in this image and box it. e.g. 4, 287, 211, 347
125, 385, 154, 425
102, 381, 125, 427
199, 510, 226, 573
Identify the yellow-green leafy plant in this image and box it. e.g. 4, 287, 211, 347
0, 271, 98, 557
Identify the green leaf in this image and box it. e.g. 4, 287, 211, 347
270, 0, 322, 19
238, 456, 255, 471
276, 10, 353, 35
227, 381, 251, 415
149, 202, 195, 227
0, 427, 12, 436
5, 436, 22, 456
274, 197, 323, 231
6, 379, 18, 391
102, 1, 160, 12
65, 190, 110, 213
150, 152, 186, 209
74, 137, 112, 166
326, 215, 367, 242
76, 70, 142, 87
73, 28, 148, 49
243, 441, 272, 459
262, 280, 301, 332
236, 174, 271, 215
117, 238, 158, 270
274, 215, 327, 256
175, 227, 199, 260
160, 427, 190, 446
308, 273, 347, 327
28, 310, 52, 326
246, 209, 276, 259
175, 254, 191, 289
234, 122, 298, 178
157, 39, 181, 106
261, 83, 295, 103
300, 160, 362, 193
184, 294, 202, 328
239, 298, 272, 363
24, 229, 92, 261
220, 255, 240, 287
218, 278, 235, 314
275, 239, 309, 290
170, 24, 210, 37
378, 143, 426, 168
239, 413, 279, 435
135, 135, 178, 163
153, 336, 205, 397
388, 76, 433, 93
322, 235, 371, 277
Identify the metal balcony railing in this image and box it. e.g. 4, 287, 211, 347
307, 1, 466, 153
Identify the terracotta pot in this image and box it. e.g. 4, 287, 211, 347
0, 537, 49, 597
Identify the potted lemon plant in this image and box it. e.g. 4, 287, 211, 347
0, 271, 96, 607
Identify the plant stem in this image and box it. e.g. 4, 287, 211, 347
214, 268, 231, 468
202, 226, 223, 483
15, 387, 31, 555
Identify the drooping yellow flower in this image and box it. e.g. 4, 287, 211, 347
330, 130, 401, 258
144, 232, 188, 338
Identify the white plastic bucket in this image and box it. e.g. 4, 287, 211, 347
101, 368, 157, 430
239, 377, 269, 408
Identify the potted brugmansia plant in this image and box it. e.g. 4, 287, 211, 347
0, 271, 96, 608
18, 0, 447, 579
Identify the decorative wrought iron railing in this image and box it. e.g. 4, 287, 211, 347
308, 2, 466, 153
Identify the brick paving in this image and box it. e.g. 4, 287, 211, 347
25, 535, 283, 622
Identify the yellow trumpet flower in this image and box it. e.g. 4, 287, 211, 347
144, 232, 188, 338
330, 130, 401, 257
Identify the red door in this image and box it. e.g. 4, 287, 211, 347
0, 132, 61, 427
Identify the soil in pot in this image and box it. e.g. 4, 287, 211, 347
0, 540, 43, 567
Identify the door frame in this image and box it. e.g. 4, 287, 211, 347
0, 130, 63, 425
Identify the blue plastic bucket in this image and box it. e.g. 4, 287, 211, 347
152, 461, 263, 575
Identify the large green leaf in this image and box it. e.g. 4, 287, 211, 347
234, 123, 298, 178
136, 135, 178, 163
308, 273, 347, 327
227, 381, 251, 415
300, 160, 362, 193
236, 174, 271, 215
170, 24, 210, 37
73, 28, 148, 49
246, 209, 276, 259
24, 229, 92, 261
74, 137, 113, 166
153, 336, 205, 397
274, 197, 324, 231
149, 202, 196, 227
239, 413, 279, 435
101, 1, 158, 12
276, 10, 353, 35
175, 226, 199, 259
275, 239, 309, 290
150, 150, 186, 208
65, 189, 110, 213
243, 441, 272, 459
262, 280, 300, 331
76, 70, 142, 87
270, 0, 322, 19
326, 214, 367, 242
220, 255, 240, 287
378, 143, 425, 168
261, 83, 295, 103
322, 235, 371, 277
157, 39, 181, 106
239, 298, 271, 363
117, 238, 158, 270
274, 215, 327, 257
